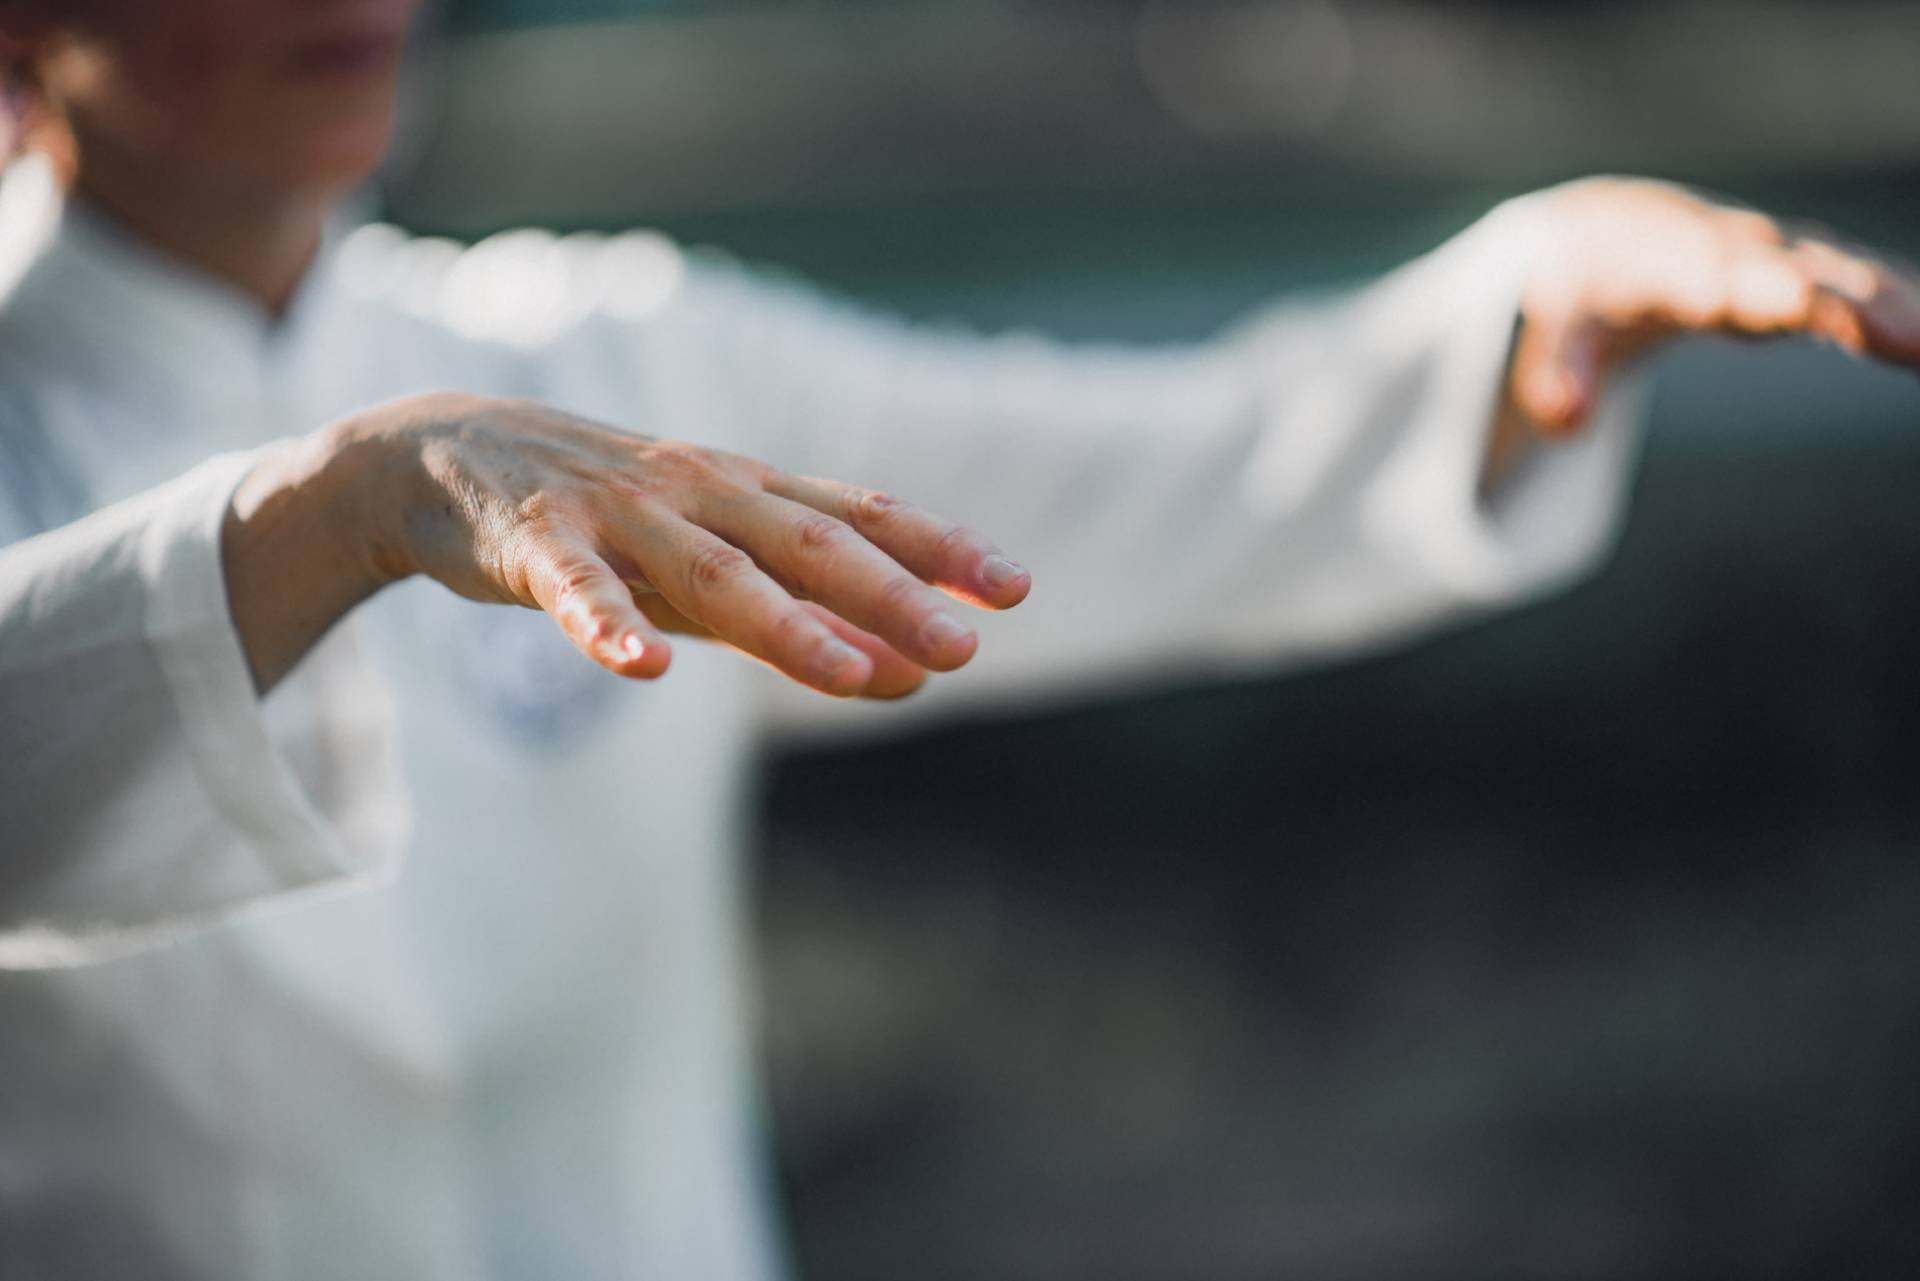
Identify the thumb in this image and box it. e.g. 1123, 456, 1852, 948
1509, 308, 1611, 436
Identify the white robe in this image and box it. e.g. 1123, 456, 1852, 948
0, 153, 1640, 1279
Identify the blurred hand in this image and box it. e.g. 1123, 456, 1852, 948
228, 393, 1030, 697
1503, 177, 1920, 440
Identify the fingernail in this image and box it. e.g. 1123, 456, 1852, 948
620, 633, 646, 661
923, 611, 973, 652
979, 555, 1027, 590
815, 637, 865, 679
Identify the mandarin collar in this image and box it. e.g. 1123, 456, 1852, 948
0, 154, 349, 413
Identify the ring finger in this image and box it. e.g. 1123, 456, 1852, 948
698, 489, 980, 671
614, 515, 877, 697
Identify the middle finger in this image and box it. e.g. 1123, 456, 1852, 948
761, 473, 1032, 610
698, 489, 980, 671
615, 515, 876, 697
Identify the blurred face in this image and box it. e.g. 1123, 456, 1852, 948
25, 0, 420, 193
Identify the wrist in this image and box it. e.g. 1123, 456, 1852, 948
311, 407, 422, 589
221, 421, 401, 691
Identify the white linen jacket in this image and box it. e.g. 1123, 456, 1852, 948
0, 153, 1639, 1279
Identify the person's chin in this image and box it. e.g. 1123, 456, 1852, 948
279, 116, 398, 192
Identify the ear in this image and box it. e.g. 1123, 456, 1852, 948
1, 6, 70, 175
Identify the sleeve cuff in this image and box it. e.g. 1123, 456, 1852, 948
147, 445, 403, 882
1357, 190, 1649, 605
0, 449, 406, 968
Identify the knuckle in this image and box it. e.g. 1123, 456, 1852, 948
766, 608, 815, 651
876, 574, 925, 613
932, 522, 976, 563
551, 564, 603, 608
606, 470, 663, 504
715, 447, 767, 481
849, 488, 904, 529
791, 511, 848, 554
686, 542, 754, 594
516, 489, 568, 528
637, 441, 732, 491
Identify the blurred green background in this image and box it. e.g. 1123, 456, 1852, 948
397, 3, 1920, 1277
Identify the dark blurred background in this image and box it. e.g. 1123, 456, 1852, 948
403, 3, 1919, 1277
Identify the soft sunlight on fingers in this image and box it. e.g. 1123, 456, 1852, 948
1793, 240, 1881, 304
1808, 289, 1870, 356
760, 472, 1031, 611
1726, 255, 1814, 331
695, 490, 980, 672
549, 568, 672, 679
800, 603, 928, 699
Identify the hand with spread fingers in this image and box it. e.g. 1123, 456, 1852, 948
223, 392, 1031, 698
1489, 178, 1920, 479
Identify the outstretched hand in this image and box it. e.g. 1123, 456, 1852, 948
380, 395, 1032, 698
227, 393, 1029, 698
1499, 177, 1920, 454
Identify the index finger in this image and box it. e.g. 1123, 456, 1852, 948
522, 535, 674, 680
761, 473, 1032, 610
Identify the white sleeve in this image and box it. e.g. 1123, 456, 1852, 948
0, 451, 407, 969
481, 191, 1644, 738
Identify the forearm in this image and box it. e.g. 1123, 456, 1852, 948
738, 194, 1643, 735
221, 422, 398, 694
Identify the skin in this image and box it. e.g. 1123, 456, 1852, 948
1490, 179, 1920, 482
5, 0, 1919, 698
229, 394, 1027, 695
